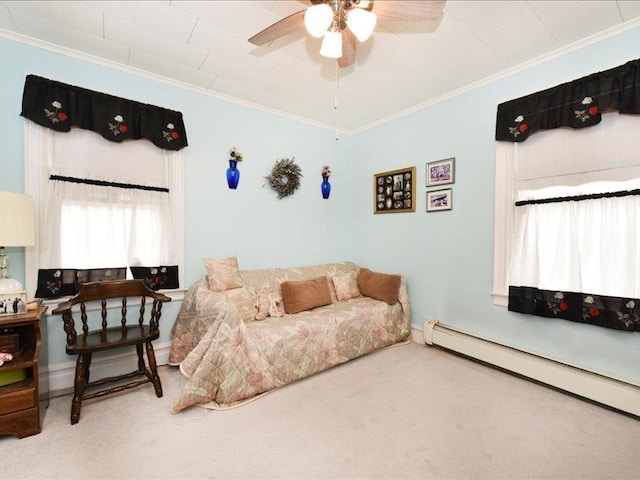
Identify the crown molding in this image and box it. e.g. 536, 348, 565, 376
351, 17, 640, 135
3, 14, 640, 137
0, 28, 350, 136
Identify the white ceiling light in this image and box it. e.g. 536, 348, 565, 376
304, 3, 333, 38
320, 29, 343, 59
346, 8, 377, 42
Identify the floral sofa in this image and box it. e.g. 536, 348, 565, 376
168, 260, 411, 412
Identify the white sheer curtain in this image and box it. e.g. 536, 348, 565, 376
505, 112, 640, 298
42, 181, 175, 269
27, 123, 179, 273
510, 188, 640, 297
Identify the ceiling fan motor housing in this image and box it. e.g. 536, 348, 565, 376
248, 1, 446, 68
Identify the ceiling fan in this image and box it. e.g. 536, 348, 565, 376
248, 1, 446, 68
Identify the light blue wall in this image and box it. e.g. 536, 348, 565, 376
1, 36, 351, 366
3, 25, 640, 384
350, 26, 640, 384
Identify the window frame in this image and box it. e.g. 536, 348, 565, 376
23, 123, 185, 304
491, 141, 516, 307
492, 112, 640, 307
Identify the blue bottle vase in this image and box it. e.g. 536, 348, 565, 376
227, 159, 240, 189
321, 176, 331, 199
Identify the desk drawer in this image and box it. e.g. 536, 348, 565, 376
0, 385, 36, 415
0, 331, 20, 354
0, 407, 40, 438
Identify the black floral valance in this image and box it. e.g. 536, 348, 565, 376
36, 267, 128, 299
20, 74, 188, 151
35, 266, 179, 298
509, 286, 640, 332
495, 58, 640, 142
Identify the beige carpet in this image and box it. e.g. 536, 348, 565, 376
1, 342, 639, 480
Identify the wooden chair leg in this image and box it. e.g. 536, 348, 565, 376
145, 341, 163, 398
84, 353, 92, 384
135, 343, 145, 373
71, 354, 90, 425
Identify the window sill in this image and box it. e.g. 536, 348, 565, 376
491, 291, 508, 307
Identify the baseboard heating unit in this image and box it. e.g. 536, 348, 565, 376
423, 318, 640, 417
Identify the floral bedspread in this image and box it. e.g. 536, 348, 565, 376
168, 262, 411, 412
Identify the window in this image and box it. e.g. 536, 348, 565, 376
24, 123, 184, 299
493, 113, 640, 330
492, 58, 640, 331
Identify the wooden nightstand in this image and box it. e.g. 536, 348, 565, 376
0, 306, 47, 438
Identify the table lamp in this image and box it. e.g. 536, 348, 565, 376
0, 191, 35, 293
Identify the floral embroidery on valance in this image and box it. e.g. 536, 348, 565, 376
508, 286, 640, 332
35, 267, 128, 299
129, 266, 179, 291
34, 265, 179, 298
495, 58, 640, 142
21, 74, 188, 151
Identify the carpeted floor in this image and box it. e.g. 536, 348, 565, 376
1, 342, 639, 479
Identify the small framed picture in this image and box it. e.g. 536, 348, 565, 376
426, 188, 453, 212
0, 291, 28, 316
426, 157, 455, 187
373, 166, 416, 214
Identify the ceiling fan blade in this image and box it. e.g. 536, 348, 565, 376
248, 9, 306, 46
372, 0, 446, 22
338, 29, 356, 68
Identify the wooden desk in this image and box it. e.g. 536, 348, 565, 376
0, 306, 47, 438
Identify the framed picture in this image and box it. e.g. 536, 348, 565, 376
426, 157, 455, 187
426, 188, 453, 212
0, 291, 27, 316
373, 166, 416, 214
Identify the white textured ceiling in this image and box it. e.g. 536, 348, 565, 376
2, 1, 640, 132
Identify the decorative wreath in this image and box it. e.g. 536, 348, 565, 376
265, 157, 303, 199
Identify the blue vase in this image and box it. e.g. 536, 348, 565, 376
226, 159, 240, 189
321, 176, 331, 199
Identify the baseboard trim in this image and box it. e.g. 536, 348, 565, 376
421, 318, 640, 417
41, 341, 172, 398
410, 323, 424, 344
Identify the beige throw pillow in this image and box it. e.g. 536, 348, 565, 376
280, 276, 332, 315
331, 272, 361, 301
203, 256, 243, 292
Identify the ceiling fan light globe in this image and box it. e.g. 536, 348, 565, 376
304, 4, 333, 38
346, 8, 376, 42
320, 30, 343, 59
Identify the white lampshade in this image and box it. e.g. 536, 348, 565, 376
320, 30, 343, 59
0, 191, 35, 293
0, 192, 35, 247
346, 8, 377, 42
304, 3, 333, 38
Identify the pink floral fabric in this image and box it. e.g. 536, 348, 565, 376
254, 284, 284, 321
168, 262, 411, 412
203, 256, 243, 292
331, 272, 361, 301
